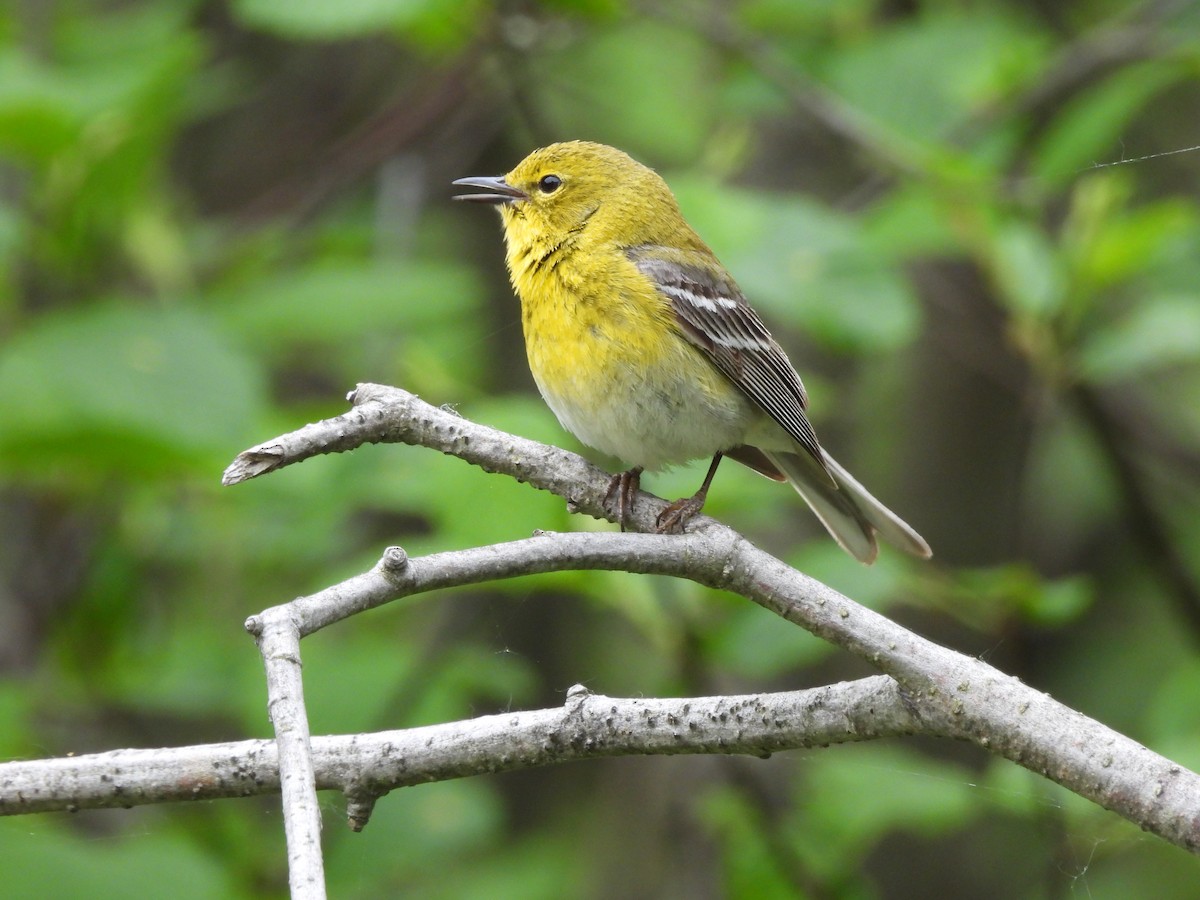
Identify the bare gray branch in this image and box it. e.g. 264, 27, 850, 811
220, 385, 1200, 853
4, 380, 1196, 900
0, 679, 911, 816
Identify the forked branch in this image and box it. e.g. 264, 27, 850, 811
222, 384, 1200, 856
2, 383, 1197, 900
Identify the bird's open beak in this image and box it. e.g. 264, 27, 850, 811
452, 175, 529, 205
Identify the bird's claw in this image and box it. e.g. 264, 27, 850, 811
604, 467, 642, 531
655, 495, 705, 534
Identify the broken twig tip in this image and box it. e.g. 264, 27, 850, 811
221, 447, 285, 486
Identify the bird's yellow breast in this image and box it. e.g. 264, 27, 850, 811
505, 238, 753, 468
516, 247, 668, 399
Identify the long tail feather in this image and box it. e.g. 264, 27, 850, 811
762, 450, 932, 564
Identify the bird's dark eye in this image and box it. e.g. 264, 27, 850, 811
538, 174, 562, 194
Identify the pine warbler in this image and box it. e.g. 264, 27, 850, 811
454, 141, 930, 563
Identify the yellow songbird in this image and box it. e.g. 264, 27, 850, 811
455, 141, 930, 564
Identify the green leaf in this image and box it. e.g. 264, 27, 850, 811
862, 183, 963, 257
327, 778, 504, 875
210, 258, 488, 392
347, 820, 583, 900
1021, 411, 1118, 553
0, 818, 238, 900
528, 21, 716, 166
212, 260, 482, 346
233, 0, 478, 45
0, 304, 267, 478
930, 564, 1094, 630
826, 13, 1048, 141
0, 683, 34, 758
740, 0, 875, 34
796, 744, 977, 878
1078, 295, 1200, 382
704, 603, 832, 677
1145, 660, 1200, 773
1032, 61, 1184, 187
1071, 195, 1196, 292
0, 51, 86, 161
0, 7, 202, 166
988, 221, 1065, 317
699, 787, 808, 900
234, 0, 425, 36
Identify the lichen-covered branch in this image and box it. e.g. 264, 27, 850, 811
0, 678, 911, 817
5, 382, 1195, 873
224, 384, 1200, 853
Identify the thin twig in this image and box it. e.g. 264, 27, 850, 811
244, 612, 325, 900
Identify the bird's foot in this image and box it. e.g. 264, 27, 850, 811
603, 467, 643, 531
655, 493, 707, 534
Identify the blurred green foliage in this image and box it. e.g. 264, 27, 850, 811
2, 0, 1200, 896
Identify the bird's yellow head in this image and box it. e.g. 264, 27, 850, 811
453, 141, 700, 253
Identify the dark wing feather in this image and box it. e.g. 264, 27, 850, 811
629, 247, 828, 472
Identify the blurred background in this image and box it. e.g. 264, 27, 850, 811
2, 0, 1200, 896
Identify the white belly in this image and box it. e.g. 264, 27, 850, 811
534, 364, 756, 470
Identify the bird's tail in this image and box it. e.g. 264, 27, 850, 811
763, 450, 932, 565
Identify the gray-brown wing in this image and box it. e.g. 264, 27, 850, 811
629, 248, 827, 471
